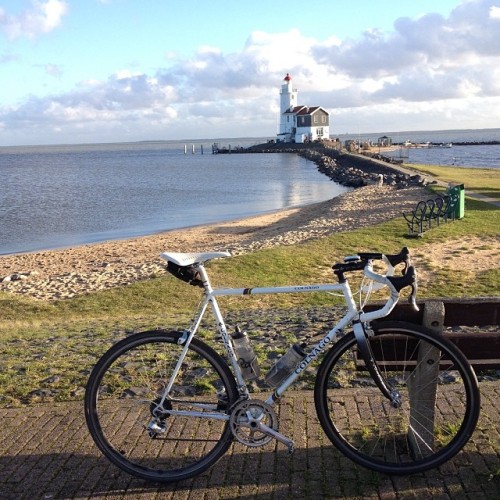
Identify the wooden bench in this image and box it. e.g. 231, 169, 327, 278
366, 298, 500, 370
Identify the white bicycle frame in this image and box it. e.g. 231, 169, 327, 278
159, 259, 400, 421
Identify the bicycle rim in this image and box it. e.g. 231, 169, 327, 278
84, 330, 238, 483
314, 321, 480, 474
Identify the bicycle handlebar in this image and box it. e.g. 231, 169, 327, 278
356, 247, 410, 271
333, 247, 418, 311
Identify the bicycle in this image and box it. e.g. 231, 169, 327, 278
84, 247, 480, 483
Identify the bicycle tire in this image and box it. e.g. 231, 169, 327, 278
314, 321, 480, 475
84, 330, 239, 483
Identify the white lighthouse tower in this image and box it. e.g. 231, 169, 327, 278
278, 73, 297, 141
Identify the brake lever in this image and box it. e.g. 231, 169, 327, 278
409, 283, 419, 311
407, 265, 419, 311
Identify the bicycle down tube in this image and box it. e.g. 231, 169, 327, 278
168, 261, 401, 404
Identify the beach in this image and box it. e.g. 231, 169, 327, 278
0, 185, 429, 300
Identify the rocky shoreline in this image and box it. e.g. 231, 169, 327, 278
296, 148, 427, 188
248, 143, 430, 188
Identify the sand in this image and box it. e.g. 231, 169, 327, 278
0, 185, 431, 300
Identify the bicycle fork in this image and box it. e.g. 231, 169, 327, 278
353, 321, 402, 408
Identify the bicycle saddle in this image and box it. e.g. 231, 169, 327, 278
160, 251, 231, 266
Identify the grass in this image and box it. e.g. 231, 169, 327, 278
0, 180, 498, 332
0, 163, 498, 406
407, 163, 500, 200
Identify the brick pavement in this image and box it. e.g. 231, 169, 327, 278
1, 386, 499, 499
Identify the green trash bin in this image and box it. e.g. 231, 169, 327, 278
447, 184, 465, 219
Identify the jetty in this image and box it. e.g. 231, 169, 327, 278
211, 142, 248, 154
214, 140, 429, 189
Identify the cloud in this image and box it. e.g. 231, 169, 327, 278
43, 63, 63, 78
1, 0, 500, 144
0, 0, 68, 39
310, 0, 500, 108
0, 52, 19, 63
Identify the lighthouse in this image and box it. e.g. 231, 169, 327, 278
280, 73, 297, 115
277, 73, 330, 144
278, 73, 297, 140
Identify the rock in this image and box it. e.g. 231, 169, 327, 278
11, 273, 28, 281
29, 388, 58, 398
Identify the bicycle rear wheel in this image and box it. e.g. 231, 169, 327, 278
85, 330, 238, 483
314, 321, 480, 475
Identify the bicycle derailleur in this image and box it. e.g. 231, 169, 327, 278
146, 397, 172, 438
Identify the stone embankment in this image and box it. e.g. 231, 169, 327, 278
297, 148, 428, 188
248, 142, 430, 189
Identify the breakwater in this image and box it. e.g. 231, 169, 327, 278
246, 142, 429, 188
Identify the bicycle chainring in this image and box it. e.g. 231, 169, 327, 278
229, 399, 278, 447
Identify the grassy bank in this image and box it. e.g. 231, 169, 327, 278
409, 163, 500, 200
0, 164, 498, 406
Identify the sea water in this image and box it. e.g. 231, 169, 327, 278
1, 129, 498, 255
0, 141, 347, 255
338, 128, 500, 168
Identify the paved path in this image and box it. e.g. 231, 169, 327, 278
1, 386, 499, 499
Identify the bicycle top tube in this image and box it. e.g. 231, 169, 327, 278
161, 246, 418, 322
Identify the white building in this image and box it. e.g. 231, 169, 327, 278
277, 73, 330, 144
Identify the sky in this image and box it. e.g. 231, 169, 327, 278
1, 0, 500, 146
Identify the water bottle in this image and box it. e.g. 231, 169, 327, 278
265, 343, 307, 388
232, 326, 260, 380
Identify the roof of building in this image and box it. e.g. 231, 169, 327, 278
284, 105, 329, 116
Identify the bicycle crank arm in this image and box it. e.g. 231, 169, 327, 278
254, 421, 295, 453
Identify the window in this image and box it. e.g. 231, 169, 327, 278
314, 115, 318, 123
317, 128, 324, 137
322, 115, 326, 123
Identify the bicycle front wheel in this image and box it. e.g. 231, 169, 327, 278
85, 330, 238, 483
314, 321, 480, 475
